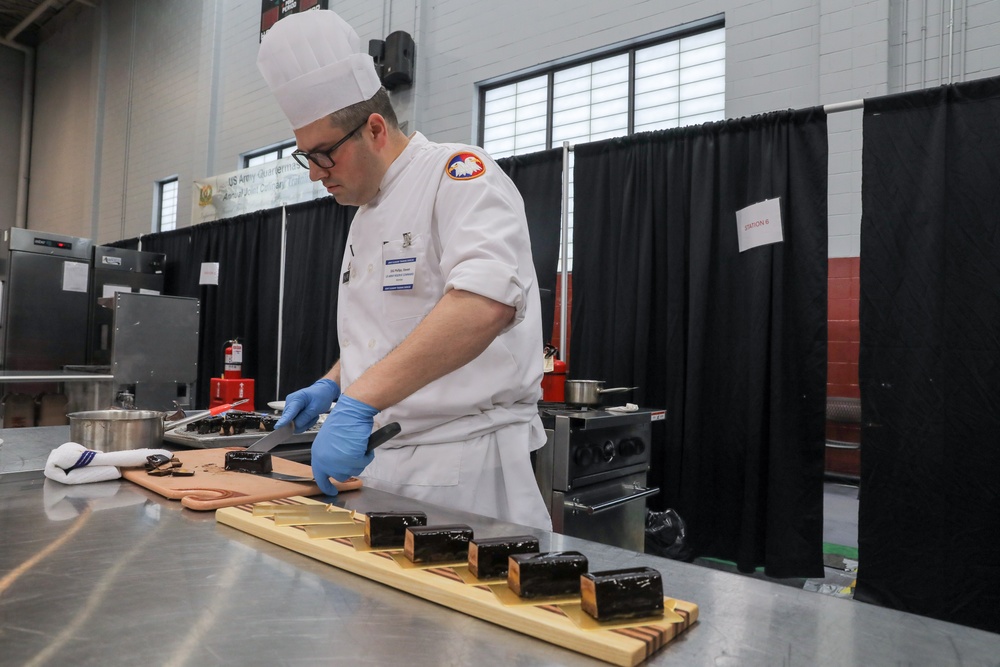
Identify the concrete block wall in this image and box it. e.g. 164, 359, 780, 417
1, 0, 999, 249
27, 8, 100, 238
0, 47, 25, 231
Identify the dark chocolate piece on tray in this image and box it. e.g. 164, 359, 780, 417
580, 567, 665, 621
468, 535, 540, 580
224, 450, 273, 474
222, 414, 246, 435
508, 551, 588, 599
365, 511, 428, 548
197, 415, 224, 435
403, 524, 473, 563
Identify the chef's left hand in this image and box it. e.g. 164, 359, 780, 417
310, 394, 378, 496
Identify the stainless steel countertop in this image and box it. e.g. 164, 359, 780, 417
2, 428, 998, 666
0, 425, 75, 477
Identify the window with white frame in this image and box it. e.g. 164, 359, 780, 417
244, 140, 297, 168
480, 22, 725, 270
156, 178, 179, 232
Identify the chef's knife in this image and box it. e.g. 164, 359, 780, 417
245, 421, 402, 453
244, 422, 294, 452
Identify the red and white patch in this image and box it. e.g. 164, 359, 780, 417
445, 152, 486, 180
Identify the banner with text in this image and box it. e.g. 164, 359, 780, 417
192, 157, 327, 224
260, 0, 328, 41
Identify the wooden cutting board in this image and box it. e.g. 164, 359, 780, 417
217, 498, 699, 666
121, 448, 360, 511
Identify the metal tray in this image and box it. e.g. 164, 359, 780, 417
163, 414, 318, 462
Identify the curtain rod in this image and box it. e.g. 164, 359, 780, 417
559, 99, 865, 154
823, 99, 864, 113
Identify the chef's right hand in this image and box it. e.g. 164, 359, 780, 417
275, 378, 341, 433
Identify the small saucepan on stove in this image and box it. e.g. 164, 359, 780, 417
563, 380, 637, 408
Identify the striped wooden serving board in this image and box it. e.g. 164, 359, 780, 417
216, 497, 698, 666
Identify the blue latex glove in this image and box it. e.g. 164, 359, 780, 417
276, 378, 341, 432
311, 394, 378, 496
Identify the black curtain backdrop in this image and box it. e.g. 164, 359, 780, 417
856, 77, 1000, 633
136, 210, 283, 410
117, 155, 556, 409
571, 109, 828, 577
496, 149, 564, 345
279, 197, 356, 396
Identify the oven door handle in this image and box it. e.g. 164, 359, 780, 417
564, 484, 660, 515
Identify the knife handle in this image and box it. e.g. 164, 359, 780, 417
366, 422, 401, 453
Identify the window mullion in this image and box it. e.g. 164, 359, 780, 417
628, 49, 636, 135
546, 72, 555, 150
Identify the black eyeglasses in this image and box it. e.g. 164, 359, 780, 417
290, 120, 367, 169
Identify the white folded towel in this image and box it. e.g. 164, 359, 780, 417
44, 442, 173, 485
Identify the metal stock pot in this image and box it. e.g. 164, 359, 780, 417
67, 410, 166, 452
563, 380, 636, 408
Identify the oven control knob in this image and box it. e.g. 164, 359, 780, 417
601, 440, 616, 462
573, 446, 593, 467
622, 438, 646, 456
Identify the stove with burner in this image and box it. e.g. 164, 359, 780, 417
534, 402, 665, 551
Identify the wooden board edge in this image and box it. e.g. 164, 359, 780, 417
181, 487, 315, 511
121, 467, 320, 511
216, 504, 698, 667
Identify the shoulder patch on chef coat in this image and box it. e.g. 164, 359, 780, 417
445, 152, 485, 180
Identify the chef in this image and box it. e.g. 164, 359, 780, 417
259, 10, 551, 529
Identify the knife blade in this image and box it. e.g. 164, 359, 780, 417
245, 422, 294, 452
245, 421, 402, 453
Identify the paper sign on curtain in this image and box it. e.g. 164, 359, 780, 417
199, 262, 220, 286
736, 198, 783, 252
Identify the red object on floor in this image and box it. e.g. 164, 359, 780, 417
209, 377, 255, 412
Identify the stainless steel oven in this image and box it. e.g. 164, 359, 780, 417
534, 404, 664, 552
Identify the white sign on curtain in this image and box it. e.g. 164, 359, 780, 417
199, 262, 220, 286
735, 197, 784, 252
192, 157, 328, 224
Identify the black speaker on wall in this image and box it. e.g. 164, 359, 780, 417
368, 31, 415, 90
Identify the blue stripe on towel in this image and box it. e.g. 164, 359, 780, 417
65, 449, 98, 472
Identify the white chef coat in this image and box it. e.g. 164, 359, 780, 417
339, 132, 551, 529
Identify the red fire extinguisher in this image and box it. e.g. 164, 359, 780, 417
223, 339, 243, 379
541, 345, 567, 402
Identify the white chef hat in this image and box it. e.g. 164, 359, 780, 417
257, 10, 382, 129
